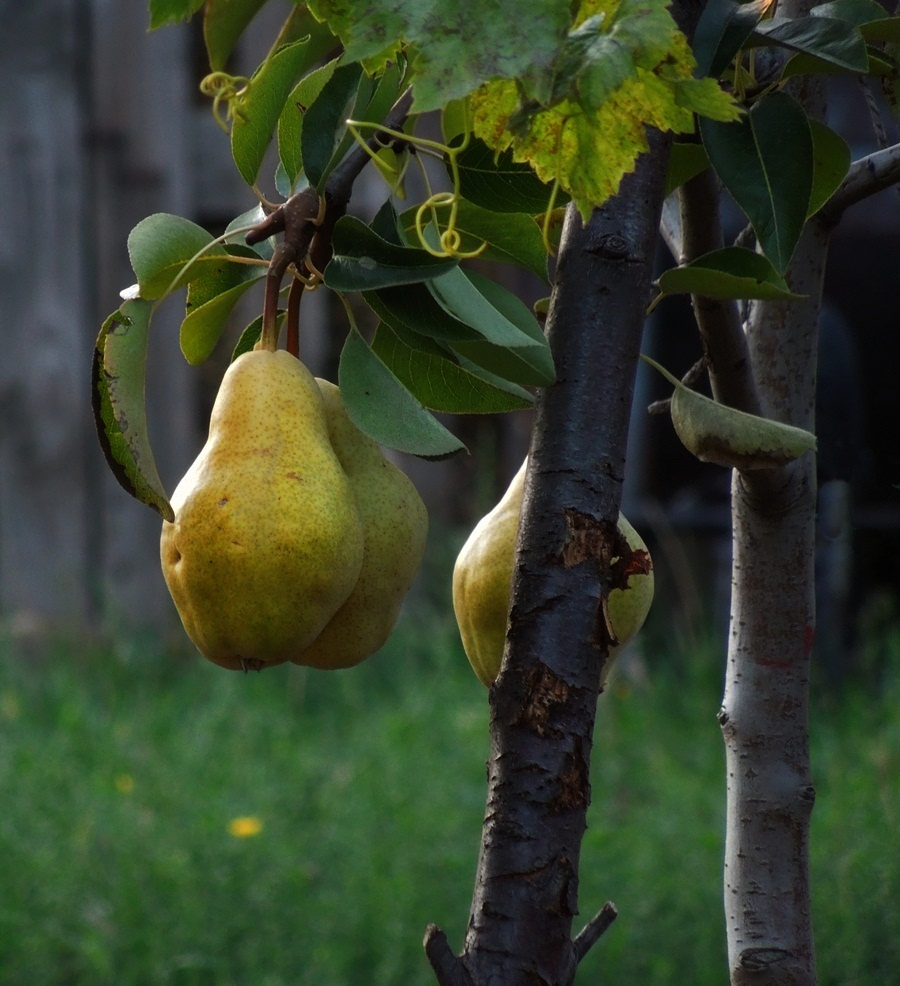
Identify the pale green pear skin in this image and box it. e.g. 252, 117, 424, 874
160, 349, 365, 671
452, 459, 654, 687
291, 379, 429, 670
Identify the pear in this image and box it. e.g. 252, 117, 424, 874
452, 459, 654, 687
291, 379, 429, 669
160, 349, 365, 671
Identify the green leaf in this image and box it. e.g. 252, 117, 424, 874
301, 62, 365, 189
92, 301, 173, 520
399, 199, 549, 281
369, 200, 405, 246
453, 137, 568, 214
366, 285, 544, 393
231, 312, 285, 361
441, 99, 469, 145
231, 39, 316, 185
692, 0, 767, 78
203, 0, 267, 71
807, 120, 851, 217
366, 284, 484, 346
859, 16, 900, 43
148, 0, 202, 29
664, 142, 709, 198
751, 15, 870, 72
810, 0, 900, 41
813, 0, 890, 25
366, 281, 555, 388
429, 269, 555, 386
371, 322, 533, 413
306, 0, 571, 112
781, 44, 895, 77
225, 205, 275, 259
700, 92, 813, 274
311, 59, 404, 190
656, 247, 805, 302
278, 59, 340, 190
642, 355, 817, 470
429, 267, 546, 353
338, 328, 465, 458
181, 272, 264, 365
324, 215, 459, 291
127, 214, 227, 299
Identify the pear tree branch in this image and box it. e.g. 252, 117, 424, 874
247, 88, 415, 349
677, 168, 763, 418
818, 143, 900, 226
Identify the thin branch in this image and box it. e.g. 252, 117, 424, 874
309, 87, 415, 273
819, 143, 900, 226
573, 901, 618, 963
423, 925, 473, 986
257, 188, 321, 350
245, 87, 415, 272
678, 168, 763, 418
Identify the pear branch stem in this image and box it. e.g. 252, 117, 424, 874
258, 187, 321, 352
248, 88, 414, 353
286, 276, 303, 358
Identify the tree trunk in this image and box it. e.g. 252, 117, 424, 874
720, 218, 828, 986
426, 130, 671, 986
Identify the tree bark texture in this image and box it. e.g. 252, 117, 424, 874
426, 131, 671, 986
720, 218, 829, 986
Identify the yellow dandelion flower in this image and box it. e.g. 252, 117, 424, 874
228, 816, 263, 838
115, 773, 135, 794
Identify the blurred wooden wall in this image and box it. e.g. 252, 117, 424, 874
1, 1, 260, 635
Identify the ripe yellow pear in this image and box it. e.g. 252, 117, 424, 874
291, 379, 429, 669
452, 459, 654, 687
160, 348, 365, 671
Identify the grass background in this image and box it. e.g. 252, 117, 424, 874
1, 587, 898, 985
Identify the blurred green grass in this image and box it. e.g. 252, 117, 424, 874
0, 603, 897, 985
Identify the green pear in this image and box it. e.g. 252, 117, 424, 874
452, 458, 654, 687
292, 379, 429, 669
160, 349, 365, 671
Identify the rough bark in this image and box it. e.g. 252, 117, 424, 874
426, 131, 671, 986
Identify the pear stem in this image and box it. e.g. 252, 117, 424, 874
246, 89, 414, 355
286, 276, 304, 358
257, 187, 321, 352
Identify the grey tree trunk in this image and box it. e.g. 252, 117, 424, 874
720, 225, 827, 985
716, 34, 831, 976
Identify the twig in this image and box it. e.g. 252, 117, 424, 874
573, 901, 618, 963
309, 86, 415, 272
819, 143, 900, 226
423, 925, 473, 986
245, 86, 414, 270
647, 356, 707, 415
257, 188, 321, 350
679, 168, 763, 418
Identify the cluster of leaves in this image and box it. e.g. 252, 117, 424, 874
659, 0, 900, 300
94, 0, 900, 517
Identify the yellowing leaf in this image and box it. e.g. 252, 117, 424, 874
470, 23, 737, 218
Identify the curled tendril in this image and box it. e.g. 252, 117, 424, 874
347, 113, 488, 259
199, 72, 251, 133
414, 193, 488, 259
